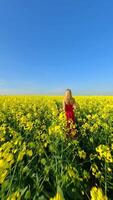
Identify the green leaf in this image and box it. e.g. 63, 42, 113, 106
21, 186, 28, 196
38, 195, 47, 200
25, 190, 31, 199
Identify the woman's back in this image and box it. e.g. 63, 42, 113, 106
64, 100, 75, 121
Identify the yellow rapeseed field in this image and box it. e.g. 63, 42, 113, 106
0, 96, 113, 200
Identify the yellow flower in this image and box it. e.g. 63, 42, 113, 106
0, 159, 9, 169
7, 191, 21, 200
111, 143, 113, 150
58, 112, 65, 120
107, 168, 112, 172
50, 186, 65, 200
91, 164, 101, 178
17, 151, 25, 162
0, 159, 5, 168
26, 150, 33, 157
96, 145, 113, 163
0, 170, 8, 184
54, 125, 60, 132
5, 153, 14, 162
90, 186, 108, 200
50, 192, 64, 200
78, 150, 86, 159
68, 168, 76, 178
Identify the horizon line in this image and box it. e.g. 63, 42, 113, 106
0, 92, 113, 96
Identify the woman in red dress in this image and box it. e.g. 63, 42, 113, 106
63, 89, 77, 138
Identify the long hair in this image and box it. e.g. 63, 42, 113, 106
64, 89, 73, 104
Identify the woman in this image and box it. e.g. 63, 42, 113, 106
63, 89, 77, 138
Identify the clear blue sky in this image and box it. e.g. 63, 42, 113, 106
0, 0, 113, 95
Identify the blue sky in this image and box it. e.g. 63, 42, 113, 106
0, 0, 113, 95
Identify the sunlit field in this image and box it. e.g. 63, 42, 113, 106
0, 96, 113, 200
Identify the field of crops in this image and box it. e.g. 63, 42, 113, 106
0, 96, 113, 200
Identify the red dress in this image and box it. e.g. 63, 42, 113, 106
64, 102, 75, 135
